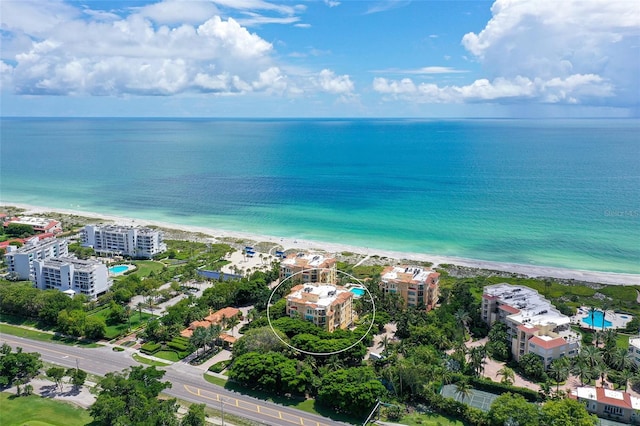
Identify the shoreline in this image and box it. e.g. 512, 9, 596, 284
2, 202, 639, 286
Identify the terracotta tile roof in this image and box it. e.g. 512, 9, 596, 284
498, 304, 520, 314
219, 333, 237, 343
517, 324, 539, 333
529, 335, 567, 350
596, 387, 633, 409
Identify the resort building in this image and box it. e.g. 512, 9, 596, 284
286, 283, 354, 332
571, 386, 640, 423
33, 256, 110, 299
180, 307, 242, 338
82, 224, 167, 259
279, 252, 337, 284
628, 337, 640, 368
4, 236, 69, 280
481, 283, 581, 368
3, 216, 62, 234
379, 265, 440, 310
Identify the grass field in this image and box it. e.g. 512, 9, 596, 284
132, 353, 171, 367
88, 309, 154, 340
130, 260, 165, 277
0, 392, 93, 426
202, 374, 358, 424
0, 323, 100, 348
397, 412, 465, 426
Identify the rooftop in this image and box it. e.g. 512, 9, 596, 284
281, 252, 336, 269
483, 283, 570, 328
287, 283, 352, 308
573, 386, 639, 410
40, 256, 105, 272
381, 265, 439, 284
4, 216, 60, 230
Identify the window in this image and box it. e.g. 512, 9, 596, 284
603, 405, 623, 416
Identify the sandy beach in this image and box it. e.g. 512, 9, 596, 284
3, 202, 639, 286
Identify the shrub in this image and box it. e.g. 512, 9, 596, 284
469, 376, 539, 402
112, 346, 125, 352
167, 340, 189, 351
208, 360, 230, 373
141, 342, 161, 354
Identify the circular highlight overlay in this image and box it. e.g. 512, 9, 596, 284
267, 268, 376, 356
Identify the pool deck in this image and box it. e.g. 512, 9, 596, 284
571, 307, 633, 330
108, 263, 135, 276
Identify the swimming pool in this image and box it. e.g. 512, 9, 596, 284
109, 265, 130, 274
581, 310, 612, 328
350, 288, 366, 297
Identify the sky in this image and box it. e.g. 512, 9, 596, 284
1, 0, 639, 117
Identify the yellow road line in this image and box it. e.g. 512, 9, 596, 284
183, 385, 331, 426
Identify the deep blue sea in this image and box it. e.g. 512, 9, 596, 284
1, 118, 639, 274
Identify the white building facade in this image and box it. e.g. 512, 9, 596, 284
34, 256, 110, 299
4, 237, 69, 280
482, 283, 581, 368
82, 225, 166, 259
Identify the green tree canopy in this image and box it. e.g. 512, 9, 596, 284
540, 398, 598, 426
487, 392, 539, 426
316, 366, 387, 417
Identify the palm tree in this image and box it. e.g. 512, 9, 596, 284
572, 358, 594, 386
455, 381, 473, 404
227, 316, 240, 335
454, 309, 471, 341
601, 301, 611, 331
579, 345, 603, 369
587, 306, 597, 331
136, 302, 145, 321
497, 366, 515, 386
592, 363, 609, 388
619, 369, 635, 392
206, 324, 221, 352
611, 347, 635, 372
190, 326, 208, 356
469, 346, 486, 377
378, 335, 390, 354
549, 358, 570, 394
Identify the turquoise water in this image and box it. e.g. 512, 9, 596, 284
1, 118, 639, 274
109, 265, 129, 274
350, 288, 366, 297
582, 311, 612, 328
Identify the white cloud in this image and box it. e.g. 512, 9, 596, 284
372, 74, 613, 104
376, 66, 469, 75
460, 0, 639, 108
314, 69, 354, 95
370, 0, 638, 110
365, 1, 411, 15
137, 0, 219, 24
0, 1, 351, 101
324, 0, 340, 7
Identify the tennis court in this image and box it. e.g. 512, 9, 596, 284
440, 384, 499, 411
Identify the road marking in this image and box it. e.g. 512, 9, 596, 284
0, 337, 85, 360
183, 385, 331, 426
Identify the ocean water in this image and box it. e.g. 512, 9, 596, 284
1, 118, 639, 274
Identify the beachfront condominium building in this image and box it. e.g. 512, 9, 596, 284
379, 265, 440, 311
4, 236, 69, 280
279, 252, 337, 284
571, 386, 640, 424
286, 283, 354, 332
82, 224, 167, 259
33, 256, 110, 299
482, 283, 581, 368
3, 216, 62, 234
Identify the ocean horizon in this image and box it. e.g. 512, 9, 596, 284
1, 117, 639, 274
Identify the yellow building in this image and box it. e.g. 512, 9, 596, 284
279, 252, 337, 284
379, 265, 440, 310
286, 283, 354, 332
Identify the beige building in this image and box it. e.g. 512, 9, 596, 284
279, 252, 337, 284
482, 284, 580, 367
286, 283, 354, 332
379, 265, 439, 310
572, 386, 640, 423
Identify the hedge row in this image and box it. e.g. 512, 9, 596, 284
167, 340, 190, 351
141, 342, 161, 354
468, 376, 540, 402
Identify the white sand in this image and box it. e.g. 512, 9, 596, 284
4, 202, 639, 286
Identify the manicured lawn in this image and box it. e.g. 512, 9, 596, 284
398, 412, 465, 426
132, 353, 171, 367
202, 374, 358, 424
0, 392, 93, 426
130, 260, 165, 277
154, 350, 181, 362
88, 309, 154, 340
0, 323, 100, 348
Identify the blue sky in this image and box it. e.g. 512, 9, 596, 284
1, 0, 638, 117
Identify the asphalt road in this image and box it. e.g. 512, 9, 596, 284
1, 334, 349, 426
